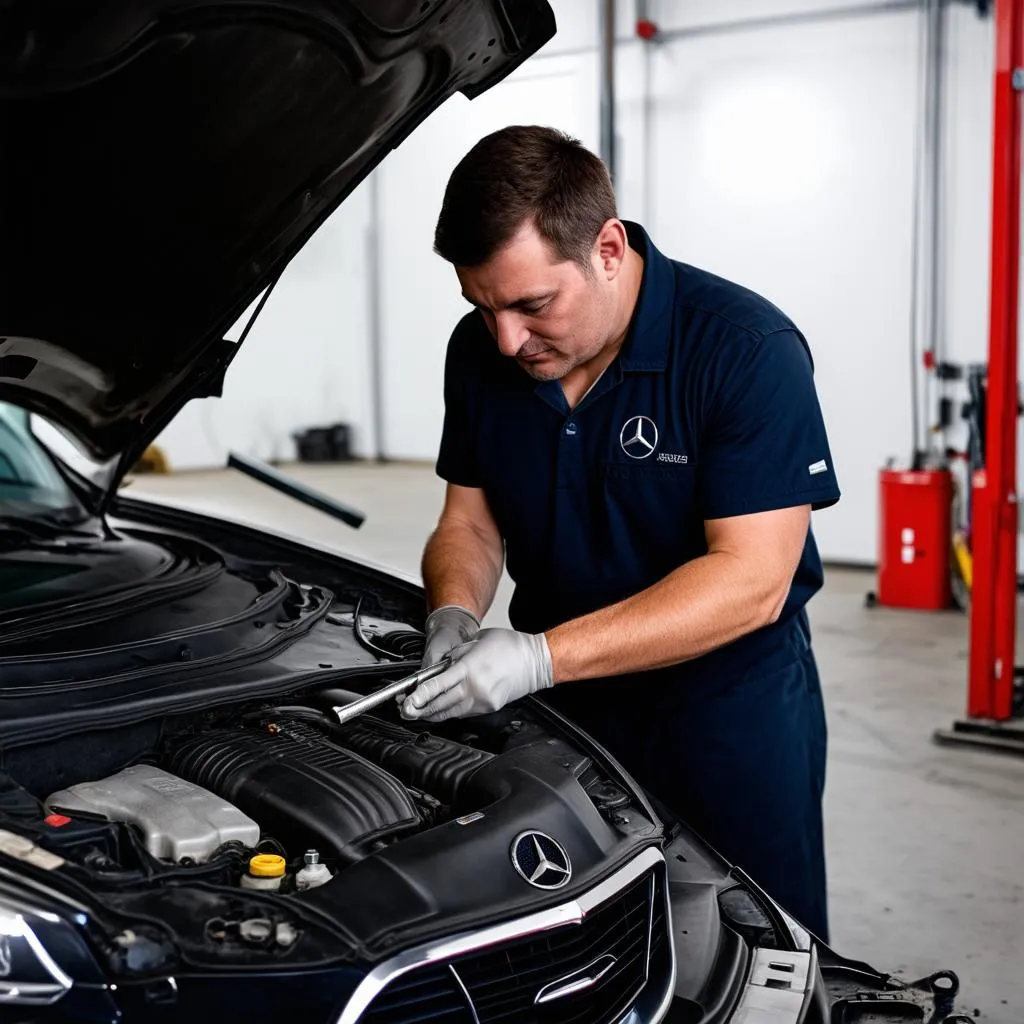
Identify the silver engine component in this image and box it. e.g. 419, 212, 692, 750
46, 765, 260, 862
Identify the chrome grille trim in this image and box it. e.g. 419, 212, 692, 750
637, 866, 677, 1024
336, 845, 672, 1024
448, 965, 480, 1024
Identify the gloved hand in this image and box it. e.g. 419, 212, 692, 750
421, 604, 481, 667
400, 627, 553, 722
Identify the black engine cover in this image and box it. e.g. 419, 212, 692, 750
331, 714, 493, 809
167, 721, 420, 862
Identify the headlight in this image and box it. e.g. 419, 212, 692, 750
0, 896, 73, 1006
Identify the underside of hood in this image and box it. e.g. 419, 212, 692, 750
0, 0, 555, 463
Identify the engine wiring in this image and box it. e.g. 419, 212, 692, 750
352, 594, 425, 662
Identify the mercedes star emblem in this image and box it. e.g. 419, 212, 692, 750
619, 415, 659, 459
510, 831, 572, 890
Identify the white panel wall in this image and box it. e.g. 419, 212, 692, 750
156, 181, 374, 469
652, 0, 910, 32
638, 10, 921, 563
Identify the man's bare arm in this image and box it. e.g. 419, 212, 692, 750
544, 505, 811, 683
421, 483, 505, 620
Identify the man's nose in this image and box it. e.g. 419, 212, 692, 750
494, 313, 530, 357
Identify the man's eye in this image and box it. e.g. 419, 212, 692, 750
524, 302, 548, 315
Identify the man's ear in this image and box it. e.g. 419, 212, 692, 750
595, 219, 628, 279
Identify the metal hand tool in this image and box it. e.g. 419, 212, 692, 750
330, 655, 456, 726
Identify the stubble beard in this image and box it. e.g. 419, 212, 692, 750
517, 354, 573, 382
517, 334, 612, 382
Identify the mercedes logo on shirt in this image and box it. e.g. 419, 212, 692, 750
620, 415, 659, 459
510, 831, 572, 890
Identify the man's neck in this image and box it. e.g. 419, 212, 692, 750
560, 344, 618, 409
561, 247, 645, 409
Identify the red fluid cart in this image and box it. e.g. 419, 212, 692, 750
877, 468, 953, 611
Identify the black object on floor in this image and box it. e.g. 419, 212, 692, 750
294, 424, 353, 462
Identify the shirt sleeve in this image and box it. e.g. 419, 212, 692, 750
697, 328, 840, 520
435, 316, 482, 488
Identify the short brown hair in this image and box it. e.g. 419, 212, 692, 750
433, 125, 617, 270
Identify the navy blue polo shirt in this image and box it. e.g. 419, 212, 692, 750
435, 221, 840, 690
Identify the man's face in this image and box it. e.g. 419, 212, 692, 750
455, 221, 616, 381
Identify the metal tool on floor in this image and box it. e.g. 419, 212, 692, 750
330, 655, 458, 725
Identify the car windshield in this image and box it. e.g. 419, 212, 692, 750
0, 402, 88, 523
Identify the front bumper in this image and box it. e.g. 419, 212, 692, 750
337, 846, 676, 1024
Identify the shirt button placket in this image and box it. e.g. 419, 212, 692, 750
557, 417, 587, 492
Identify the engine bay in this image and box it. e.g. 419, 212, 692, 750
0, 517, 662, 982
0, 675, 659, 977
2, 690, 534, 888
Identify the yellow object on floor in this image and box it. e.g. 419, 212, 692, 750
132, 444, 170, 474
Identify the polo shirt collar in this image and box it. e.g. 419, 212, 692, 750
618, 221, 674, 373
532, 220, 675, 409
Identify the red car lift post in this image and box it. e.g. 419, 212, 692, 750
936, 0, 1024, 754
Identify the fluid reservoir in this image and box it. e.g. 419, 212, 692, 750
296, 849, 332, 891
240, 853, 286, 891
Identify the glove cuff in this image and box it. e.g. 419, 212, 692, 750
425, 605, 481, 630
532, 631, 555, 691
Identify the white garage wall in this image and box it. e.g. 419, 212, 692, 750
654, 0, 914, 30
152, 0, 1009, 567
156, 180, 375, 468
637, 7, 921, 563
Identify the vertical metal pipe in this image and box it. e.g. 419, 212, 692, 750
922, 0, 947, 452
637, 0, 655, 224
642, 40, 654, 224
908, 0, 946, 464
367, 169, 386, 463
907, 0, 929, 461
599, 0, 617, 184
919, 0, 938, 459
926, 0, 946, 372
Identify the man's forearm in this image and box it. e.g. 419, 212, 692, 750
422, 520, 504, 620
544, 549, 791, 684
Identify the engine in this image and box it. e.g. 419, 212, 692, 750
166, 719, 423, 864
32, 702, 500, 894
0, 678, 660, 995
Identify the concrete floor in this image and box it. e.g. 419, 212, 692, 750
129, 462, 1024, 1021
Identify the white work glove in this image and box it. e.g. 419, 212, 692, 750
421, 605, 481, 667
401, 627, 554, 722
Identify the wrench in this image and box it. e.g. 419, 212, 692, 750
330, 655, 457, 726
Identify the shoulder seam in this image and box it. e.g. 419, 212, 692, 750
670, 299, 789, 341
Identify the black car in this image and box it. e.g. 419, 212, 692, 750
0, 2, 968, 1021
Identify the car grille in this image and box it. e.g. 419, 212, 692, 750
359, 866, 669, 1024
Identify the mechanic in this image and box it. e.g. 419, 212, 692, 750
400, 125, 840, 942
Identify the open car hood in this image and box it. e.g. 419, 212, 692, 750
0, 0, 555, 466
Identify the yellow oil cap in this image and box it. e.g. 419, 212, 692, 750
248, 854, 286, 878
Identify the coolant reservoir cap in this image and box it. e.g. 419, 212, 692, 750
249, 854, 285, 878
